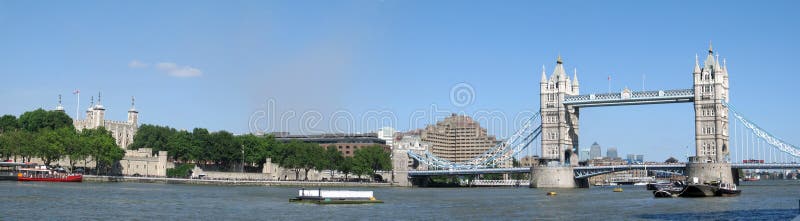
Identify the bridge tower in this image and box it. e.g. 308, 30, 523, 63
531, 56, 581, 188
539, 55, 580, 166
688, 44, 733, 184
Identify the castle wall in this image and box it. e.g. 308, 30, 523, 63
118, 148, 173, 177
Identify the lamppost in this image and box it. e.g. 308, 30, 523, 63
241, 145, 245, 173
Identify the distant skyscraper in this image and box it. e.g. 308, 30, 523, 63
376, 127, 396, 149
589, 142, 602, 159
579, 149, 590, 162
607, 147, 618, 159
626, 154, 644, 163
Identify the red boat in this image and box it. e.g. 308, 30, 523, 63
16, 166, 83, 182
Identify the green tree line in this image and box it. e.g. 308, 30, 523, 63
0, 109, 392, 180
0, 109, 124, 174
130, 124, 392, 180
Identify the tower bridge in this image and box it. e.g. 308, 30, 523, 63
404, 44, 800, 188
408, 163, 800, 178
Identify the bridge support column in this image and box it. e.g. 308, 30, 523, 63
392, 149, 412, 187
529, 166, 576, 188
685, 162, 733, 184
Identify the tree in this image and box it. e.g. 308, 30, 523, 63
0, 114, 18, 133
81, 127, 124, 175
0, 132, 10, 160
18, 109, 73, 132
352, 145, 392, 180
35, 128, 76, 167
285, 147, 302, 180
129, 124, 177, 153
17, 131, 37, 162
208, 130, 237, 169
300, 144, 324, 180
167, 163, 195, 178
0, 130, 29, 161
339, 157, 354, 181
190, 128, 210, 164
665, 157, 679, 164
237, 134, 275, 167
323, 145, 344, 178
274, 140, 305, 180
65, 128, 89, 170
167, 130, 194, 162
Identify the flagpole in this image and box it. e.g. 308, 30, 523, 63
75, 90, 80, 120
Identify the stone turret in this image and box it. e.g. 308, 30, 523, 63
93, 92, 106, 128
127, 96, 138, 125
572, 68, 580, 94
694, 54, 701, 74
85, 96, 95, 125
55, 94, 65, 112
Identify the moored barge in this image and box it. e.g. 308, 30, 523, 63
290, 189, 383, 204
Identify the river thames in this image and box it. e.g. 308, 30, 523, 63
2, 180, 799, 220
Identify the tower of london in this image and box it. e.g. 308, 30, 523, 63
70, 93, 139, 149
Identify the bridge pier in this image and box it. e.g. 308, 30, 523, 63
392, 149, 412, 187
685, 161, 733, 184
529, 166, 577, 188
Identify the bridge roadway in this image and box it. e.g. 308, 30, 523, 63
407, 163, 800, 178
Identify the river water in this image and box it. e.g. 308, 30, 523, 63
1, 180, 799, 220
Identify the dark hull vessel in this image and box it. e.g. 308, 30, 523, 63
678, 182, 740, 198
653, 186, 684, 198
647, 183, 670, 191
654, 190, 678, 198
680, 184, 717, 197
715, 188, 741, 197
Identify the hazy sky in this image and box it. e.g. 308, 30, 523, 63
2, 1, 798, 160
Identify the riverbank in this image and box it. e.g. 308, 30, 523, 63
84, 175, 397, 187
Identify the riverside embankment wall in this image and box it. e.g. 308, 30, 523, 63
83, 175, 395, 187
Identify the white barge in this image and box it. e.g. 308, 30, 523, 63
290, 189, 383, 204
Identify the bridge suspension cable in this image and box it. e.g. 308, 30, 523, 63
725, 101, 800, 162
407, 111, 543, 169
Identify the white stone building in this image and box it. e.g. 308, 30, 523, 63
118, 148, 172, 177
376, 127, 396, 149
73, 94, 138, 149
54, 94, 169, 177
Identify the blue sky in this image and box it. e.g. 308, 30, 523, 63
1, 1, 798, 161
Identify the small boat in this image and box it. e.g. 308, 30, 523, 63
653, 186, 684, 198
680, 180, 740, 197
653, 190, 676, 198
546, 191, 557, 196
613, 186, 623, 192
633, 182, 648, 186
647, 181, 678, 191
16, 166, 83, 182
0, 161, 25, 181
714, 182, 741, 197
290, 189, 383, 204
680, 184, 716, 197
742, 176, 760, 182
